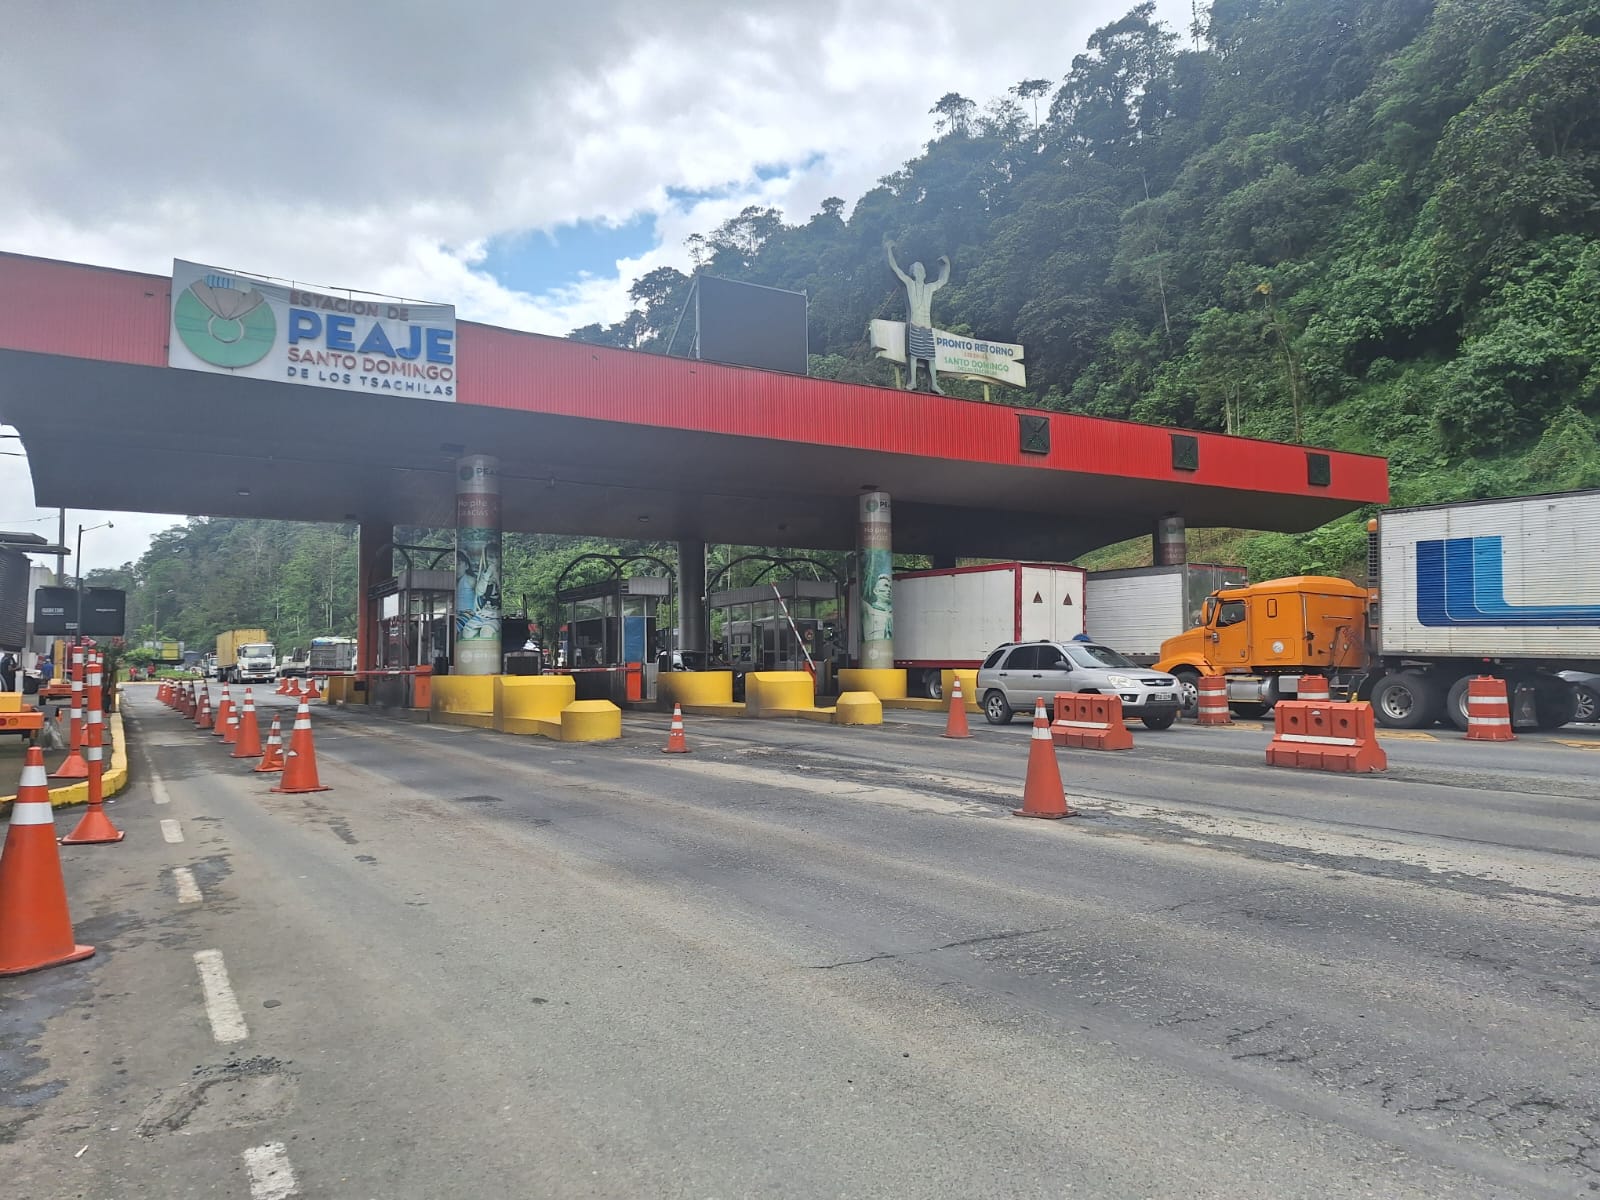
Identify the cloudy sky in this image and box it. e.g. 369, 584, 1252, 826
1, 0, 1191, 571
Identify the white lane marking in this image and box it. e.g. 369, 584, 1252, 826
242, 1141, 299, 1199
151, 774, 173, 805
173, 867, 202, 904
160, 819, 184, 843
193, 949, 248, 1043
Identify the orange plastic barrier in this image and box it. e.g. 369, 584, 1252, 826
1265, 701, 1387, 773
1050, 692, 1134, 751
1465, 675, 1514, 741
1195, 675, 1230, 726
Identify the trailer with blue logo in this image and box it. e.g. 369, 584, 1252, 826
1365, 489, 1600, 729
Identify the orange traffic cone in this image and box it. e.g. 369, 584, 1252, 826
62, 664, 123, 845
663, 703, 690, 754
942, 676, 971, 739
50, 682, 88, 779
1013, 697, 1073, 819
286, 675, 303, 697
195, 688, 213, 731
304, 677, 322, 702
272, 700, 329, 793
221, 703, 240, 746
213, 686, 234, 739
0, 747, 95, 976
231, 689, 263, 758
254, 716, 286, 773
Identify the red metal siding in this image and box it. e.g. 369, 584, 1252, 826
0, 253, 1388, 505
0, 254, 168, 367
456, 323, 1387, 502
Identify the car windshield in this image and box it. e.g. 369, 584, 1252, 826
1065, 643, 1138, 670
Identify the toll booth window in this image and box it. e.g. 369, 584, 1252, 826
1217, 600, 1246, 627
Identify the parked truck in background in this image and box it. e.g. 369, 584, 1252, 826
1154, 490, 1600, 728
1083, 564, 1249, 665
308, 636, 357, 675
893, 563, 1086, 698
216, 628, 276, 685
278, 647, 311, 678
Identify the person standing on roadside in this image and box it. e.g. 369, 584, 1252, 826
0, 651, 17, 691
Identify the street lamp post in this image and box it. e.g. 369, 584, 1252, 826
75, 521, 114, 642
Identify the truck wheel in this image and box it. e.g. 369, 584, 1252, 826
1140, 709, 1178, 731
1230, 702, 1270, 719
983, 690, 1014, 726
1370, 671, 1438, 729
1171, 669, 1201, 718
1443, 675, 1477, 732
923, 671, 943, 702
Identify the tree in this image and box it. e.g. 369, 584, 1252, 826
1010, 78, 1052, 127
929, 92, 977, 138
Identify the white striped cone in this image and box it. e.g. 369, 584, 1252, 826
0, 748, 95, 974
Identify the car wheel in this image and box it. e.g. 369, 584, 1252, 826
983, 690, 1014, 725
1140, 709, 1177, 731
1370, 671, 1439, 729
1573, 685, 1600, 724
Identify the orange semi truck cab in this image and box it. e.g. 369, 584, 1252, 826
1155, 576, 1369, 716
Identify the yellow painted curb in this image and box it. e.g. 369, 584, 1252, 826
0, 700, 128, 818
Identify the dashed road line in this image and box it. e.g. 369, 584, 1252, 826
151, 774, 173, 805
193, 949, 248, 1043
160, 818, 184, 843
173, 866, 202, 904
242, 1141, 300, 1199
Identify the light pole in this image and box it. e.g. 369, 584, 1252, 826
75, 520, 114, 641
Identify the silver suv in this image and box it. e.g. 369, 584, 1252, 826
975, 641, 1182, 730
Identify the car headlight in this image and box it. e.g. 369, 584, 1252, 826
1106, 674, 1139, 688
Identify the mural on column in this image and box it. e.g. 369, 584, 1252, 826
859, 492, 894, 670
455, 455, 502, 675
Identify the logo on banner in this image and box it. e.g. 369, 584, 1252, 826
172, 273, 277, 367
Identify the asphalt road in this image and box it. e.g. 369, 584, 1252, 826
3, 685, 1597, 1198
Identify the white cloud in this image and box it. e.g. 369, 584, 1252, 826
1, 0, 1192, 560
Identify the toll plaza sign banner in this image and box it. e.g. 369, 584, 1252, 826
168, 259, 456, 400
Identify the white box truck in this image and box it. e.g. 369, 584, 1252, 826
1084, 564, 1249, 664
893, 563, 1086, 698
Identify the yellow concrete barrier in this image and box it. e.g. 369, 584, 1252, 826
942, 669, 981, 712
833, 692, 884, 726
837, 668, 907, 700
431, 675, 496, 729
745, 671, 816, 717
560, 700, 622, 742
658, 671, 734, 709
496, 675, 575, 737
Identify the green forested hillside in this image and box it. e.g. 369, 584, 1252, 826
575, 0, 1600, 577
98, 1, 1600, 642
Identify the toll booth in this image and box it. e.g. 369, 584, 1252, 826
708, 579, 842, 694
556, 575, 670, 703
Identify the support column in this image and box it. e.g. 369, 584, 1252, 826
454, 454, 502, 675
1153, 515, 1187, 566
858, 491, 894, 670
357, 520, 391, 673
676, 540, 707, 656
